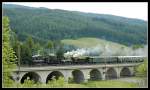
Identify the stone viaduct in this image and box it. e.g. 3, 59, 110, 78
12, 63, 142, 84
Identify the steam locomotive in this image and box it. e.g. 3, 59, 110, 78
32, 54, 145, 66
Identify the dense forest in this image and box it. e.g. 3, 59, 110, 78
3, 4, 147, 46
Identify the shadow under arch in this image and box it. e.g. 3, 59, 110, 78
46, 71, 64, 84
90, 69, 102, 81
20, 72, 41, 84
72, 69, 85, 83
105, 67, 117, 80
120, 67, 131, 77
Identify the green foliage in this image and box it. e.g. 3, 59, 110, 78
132, 44, 144, 50
83, 80, 138, 88
19, 36, 42, 65
4, 76, 146, 88
20, 43, 32, 65
33, 42, 42, 54
21, 80, 35, 87
44, 40, 54, 55
56, 43, 65, 60
45, 40, 53, 49
135, 59, 148, 77
47, 77, 65, 88
2, 16, 16, 87
25, 36, 35, 54
3, 4, 147, 46
18, 78, 139, 88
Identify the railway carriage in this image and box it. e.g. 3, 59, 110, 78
32, 54, 145, 65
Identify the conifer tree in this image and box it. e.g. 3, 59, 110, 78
2, 16, 16, 87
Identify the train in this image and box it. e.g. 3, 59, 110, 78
32, 54, 145, 66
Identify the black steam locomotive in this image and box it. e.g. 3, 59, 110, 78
32, 54, 145, 66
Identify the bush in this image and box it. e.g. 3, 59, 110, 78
21, 80, 36, 88
47, 77, 65, 88
135, 59, 148, 88
135, 59, 147, 77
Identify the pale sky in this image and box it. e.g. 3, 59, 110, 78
3, 2, 148, 21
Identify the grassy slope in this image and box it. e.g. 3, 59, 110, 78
70, 80, 138, 88
61, 37, 130, 49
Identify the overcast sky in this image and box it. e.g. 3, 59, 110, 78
3, 2, 148, 21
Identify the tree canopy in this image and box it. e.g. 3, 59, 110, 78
2, 16, 16, 87
3, 4, 147, 46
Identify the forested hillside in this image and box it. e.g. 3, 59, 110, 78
3, 4, 147, 46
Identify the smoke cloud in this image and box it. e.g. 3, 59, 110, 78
64, 44, 148, 58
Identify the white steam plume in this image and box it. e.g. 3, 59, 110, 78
64, 44, 148, 58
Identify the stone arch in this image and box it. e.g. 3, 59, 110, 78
46, 71, 64, 83
72, 69, 85, 83
120, 67, 131, 77
105, 67, 117, 80
20, 72, 41, 84
90, 69, 102, 81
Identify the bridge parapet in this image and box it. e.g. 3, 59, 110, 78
13, 63, 141, 72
